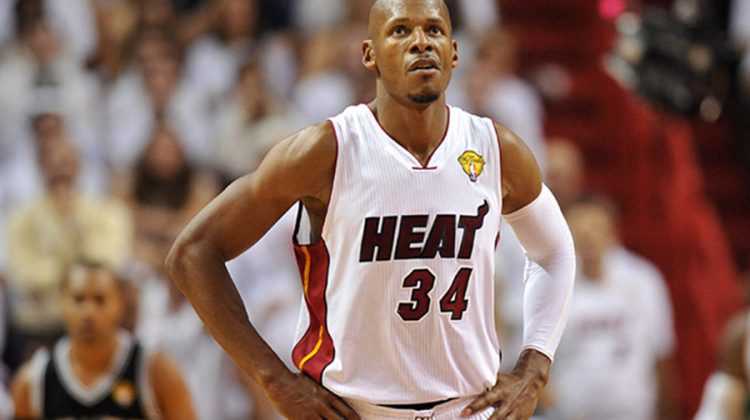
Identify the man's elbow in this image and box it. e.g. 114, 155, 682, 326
164, 233, 204, 291
165, 237, 187, 287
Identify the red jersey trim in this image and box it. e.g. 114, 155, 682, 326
291, 241, 335, 383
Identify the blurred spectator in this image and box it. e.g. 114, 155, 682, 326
338, 21, 375, 104
133, 223, 251, 419
292, 0, 346, 33
106, 27, 213, 170
107, 121, 244, 417
90, 0, 198, 83
214, 57, 304, 181
545, 137, 585, 212
0, 0, 97, 62
694, 267, 750, 419
0, 279, 10, 417
547, 196, 677, 420
0, 0, 101, 190
5, 137, 132, 370
292, 30, 353, 124
9, 260, 195, 419
462, 27, 545, 164
2, 112, 108, 217
694, 307, 750, 419
255, 0, 294, 30
138, 0, 178, 28
185, 0, 259, 106
452, 0, 498, 36
113, 124, 217, 271
731, 0, 750, 92
0, 381, 10, 419
258, 31, 298, 100
90, 0, 139, 82
495, 136, 570, 366
137, 270, 253, 420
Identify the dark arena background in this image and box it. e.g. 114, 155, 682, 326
0, 0, 748, 418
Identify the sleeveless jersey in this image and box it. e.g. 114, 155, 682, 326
292, 104, 502, 404
27, 331, 158, 419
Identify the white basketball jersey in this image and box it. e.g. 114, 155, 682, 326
292, 104, 502, 404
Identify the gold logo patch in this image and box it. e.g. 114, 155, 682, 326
112, 380, 136, 407
458, 151, 485, 182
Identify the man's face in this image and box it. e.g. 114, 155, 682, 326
25, 20, 61, 65
545, 140, 584, 210
566, 204, 616, 268
39, 138, 79, 190
61, 267, 123, 344
364, 0, 458, 106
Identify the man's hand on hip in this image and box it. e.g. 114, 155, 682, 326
461, 349, 551, 420
264, 371, 361, 419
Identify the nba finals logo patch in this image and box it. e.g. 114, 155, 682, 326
112, 380, 136, 407
458, 151, 485, 182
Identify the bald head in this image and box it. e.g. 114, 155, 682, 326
368, 0, 451, 38
362, 0, 457, 106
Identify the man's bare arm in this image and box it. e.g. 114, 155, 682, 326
149, 351, 197, 420
10, 364, 35, 418
165, 122, 358, 419
497, 124, 543, 215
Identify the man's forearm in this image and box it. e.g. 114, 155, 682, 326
166, 239, 291, 386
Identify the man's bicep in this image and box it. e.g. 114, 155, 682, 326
184, 124, 336, 260
496, 123, 543, 214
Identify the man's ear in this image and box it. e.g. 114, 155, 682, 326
451, 40, 459, 69
362, 39, 377, 72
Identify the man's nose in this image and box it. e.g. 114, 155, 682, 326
409, 27, 433, 54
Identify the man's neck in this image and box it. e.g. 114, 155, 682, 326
581, 259, 604, 281
370, 89, 449, 166
70, 333, 119, 376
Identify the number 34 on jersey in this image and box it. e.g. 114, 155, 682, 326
358, 200, 489, 323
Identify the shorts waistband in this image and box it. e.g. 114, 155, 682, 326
345, 396, 475, 419
380, 398, 456, 410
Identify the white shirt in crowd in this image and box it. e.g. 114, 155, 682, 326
136, 272, 252, 420
105, 70, 213, 170
184, 36, 249, 106
548, 247, 675, 420
0, 0, 97, 61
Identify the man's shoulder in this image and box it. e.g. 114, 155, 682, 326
607, 247, 666, 287
282, 120, 337, 163
11, 345, 51, 394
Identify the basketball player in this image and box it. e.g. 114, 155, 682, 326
695, 310, 750, 419
10, 261, 195, 419
166, 0, 576, 418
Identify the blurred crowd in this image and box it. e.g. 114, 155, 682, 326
0, 0, 747, 419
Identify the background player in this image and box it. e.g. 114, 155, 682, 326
548, 196, 677, 419
695, 308, 750, 419
166, 0, 575, 419
10, 260, 195, 419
